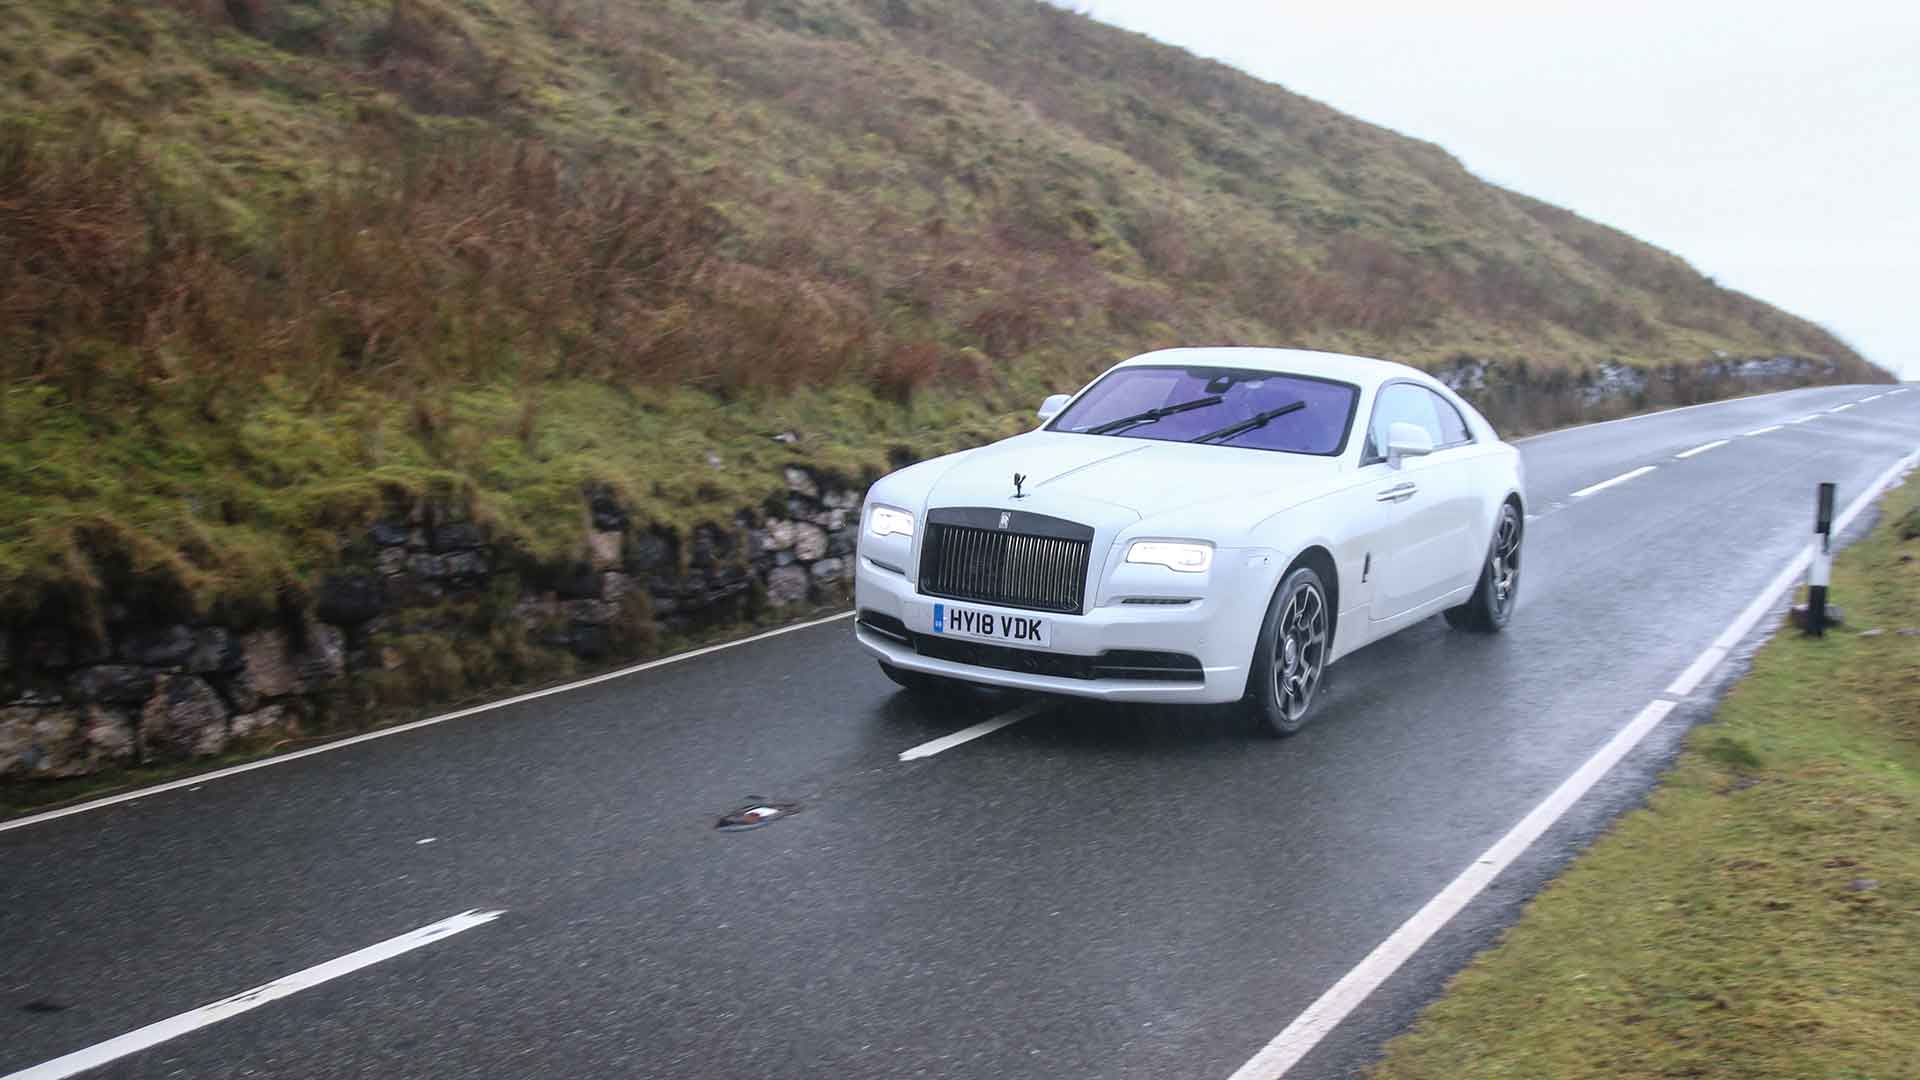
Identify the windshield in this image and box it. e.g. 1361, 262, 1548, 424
1047, 365, 1359, 456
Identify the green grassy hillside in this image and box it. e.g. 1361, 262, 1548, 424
0, 0, 1883, 635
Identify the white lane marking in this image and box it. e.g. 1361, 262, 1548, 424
1510, 385, 1810, 443
2, 910, 504, 1080
1829, 403, 1855, 413
1664, 644, 1733, 699
1859, 394, 1883, 403
1673, 439, 1729, 460
1742, 424, 1783, 437
1225, 700, 1677, 1080
1787, 414, 1820, 423
415, 837, 437, 845
1668, 448, 1918, 698
1569, 465, 1656, 498
1230, 445, 1920, 1080
2, 612, 856, 834
1889, 387, 1910, 395
898, 700, 1053, 761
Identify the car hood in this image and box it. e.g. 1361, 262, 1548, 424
925, 431, 1349, 522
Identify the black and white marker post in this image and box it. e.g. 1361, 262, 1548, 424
1807, 481, 1836, 636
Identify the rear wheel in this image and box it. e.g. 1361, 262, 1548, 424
1445, 502, 1522, 632
1246, 566, 1330, 737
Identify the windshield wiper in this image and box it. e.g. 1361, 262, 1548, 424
1194, 400, 1306, 444
1084, 395, 1225, 435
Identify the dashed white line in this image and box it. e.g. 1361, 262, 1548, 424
1673, 439, 1729, 460
1859, 394, 1883, 403
899, 700, 1053, 761
1569, 465, 1656, 499
1829, 403, 1855, 413
1787, 414, 1820, 423
1231, 444, 1920, 1080
1889, 387, 1910, 395
1742, 425, 1783, 437
1510, 385, 1807, 443
2, 910, 505, 1080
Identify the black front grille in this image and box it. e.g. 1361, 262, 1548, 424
918, 508, 1094, 614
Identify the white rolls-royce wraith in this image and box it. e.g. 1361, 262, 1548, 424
853, 347, 1525, 734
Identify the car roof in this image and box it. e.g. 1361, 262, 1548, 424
1114, 347, 1423, 389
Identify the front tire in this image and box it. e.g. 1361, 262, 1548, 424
1445, 501, 1522, 632
1246, 566, 1331, 737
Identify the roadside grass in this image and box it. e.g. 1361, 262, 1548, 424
1369, 477, 1920, 1080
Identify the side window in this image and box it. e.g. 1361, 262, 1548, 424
1428, 389, 1472, 446
1362, 384, 1442, 463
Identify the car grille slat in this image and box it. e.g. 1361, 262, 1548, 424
918, 513, 1091, 615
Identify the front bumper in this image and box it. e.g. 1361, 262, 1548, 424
852, 554, 1271, 704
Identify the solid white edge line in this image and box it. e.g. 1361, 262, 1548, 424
1, 611, 855, 834
1708, 548, 1813, 654
1673, 439, 1729, 460
898, 700, 1053, 761
1225, 700, 1678, 1080
1569, 464, 1656, 498
1663, 645, 1729, 699
2, 909, 504, 1080
1742, 425, 1783, 437
1230, 444, 1920, 1080
1668, 449, 1918, 696
1829, 450, 1920, 541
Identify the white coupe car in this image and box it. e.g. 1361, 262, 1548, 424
852, 347, 1525, 734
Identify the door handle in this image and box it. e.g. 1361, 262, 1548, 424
1376, 482, 1417, 503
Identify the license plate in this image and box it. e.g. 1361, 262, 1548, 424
931, 603, 1051, 648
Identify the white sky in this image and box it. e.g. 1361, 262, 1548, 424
1073, 0, 1920, 380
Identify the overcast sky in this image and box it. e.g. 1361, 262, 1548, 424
1073, 0, 1920, 380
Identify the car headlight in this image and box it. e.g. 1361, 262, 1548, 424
867, 505, 916, 539
1125, 540, 1214, 573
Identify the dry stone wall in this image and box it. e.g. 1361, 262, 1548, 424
1, 468, 866, 783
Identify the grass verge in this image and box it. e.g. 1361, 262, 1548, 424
1371, 474, 1920, 1079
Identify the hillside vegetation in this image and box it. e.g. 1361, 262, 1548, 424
0, 0, 1882, 639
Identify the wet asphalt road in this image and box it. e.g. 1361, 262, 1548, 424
3, 384, 1918, 1080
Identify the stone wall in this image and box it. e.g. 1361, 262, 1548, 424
0, 467, 866, 783
1434, 354, 1839, 433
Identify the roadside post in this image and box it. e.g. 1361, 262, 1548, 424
1807, 481, 1835, 636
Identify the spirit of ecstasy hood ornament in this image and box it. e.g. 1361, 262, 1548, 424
1012, 472, 1027, 499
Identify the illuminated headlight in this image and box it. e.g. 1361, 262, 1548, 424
1126, 540, 1214, 573
867, 505, 916, 539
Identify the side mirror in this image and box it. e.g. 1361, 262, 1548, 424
1037, 393, 1072, 423
1385, 421, 1434, 468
